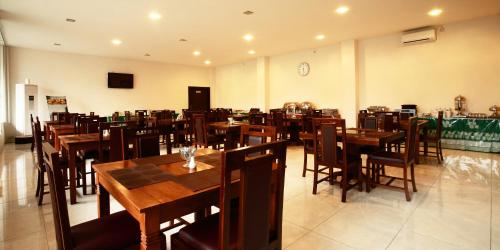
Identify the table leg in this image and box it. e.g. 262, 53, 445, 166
415, 126, 421, 164
140, 209, 163, 250
225, 130, 234, 150
97, 182, 110, 218
423, 127, 429, 156
68, 147, 78, 204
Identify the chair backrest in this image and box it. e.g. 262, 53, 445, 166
249, 113, 267, 126
249, 108, 260, 114
301, 114, 314, 133
33, 119, 45, 171
400, 112, 410, 121
42, 142, 73, 250
124, 111, 132, 121
436, 111, 444, 138
109, 126, 129, 161
239, 125, 277, 147
77, 116, 100, 134
404, 117, 418, 163
312, 109, 322, 117
219, 141, 287, 249
98, 122, 111, 162
363, 116, 378, 130
312, 118, 338, 166
193, 114, 208, 147
320, 120, 348, 168
136, 128, 160, 158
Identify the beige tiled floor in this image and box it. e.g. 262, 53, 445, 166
0, 143, 498, 249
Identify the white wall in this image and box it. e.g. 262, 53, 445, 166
213, 60, 258, 110
8, 47, 211, 138
358, 14, 500, 113
213, 14, 500, 120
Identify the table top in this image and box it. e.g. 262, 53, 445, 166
208, 121, 248, 130
50, 124, 75, 131
299, 128, 404, 146
93, 148, 220, 213
59, 133, 101, 146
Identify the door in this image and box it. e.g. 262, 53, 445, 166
188, 86, 210, 111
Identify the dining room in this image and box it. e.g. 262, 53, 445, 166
0, 1, 499, 249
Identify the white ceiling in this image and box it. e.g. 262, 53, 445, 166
1, 0, 499, 66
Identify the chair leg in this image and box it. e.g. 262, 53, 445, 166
329, 166, 334, 185
341, 167, 348, 202
90, 167, 96, 194
366, 159, 371, 192
38, 169, 45, 206
302, 150, 307, 177
81, 166, 87, 195
357, 161, 363, 192
312, 163, 319, 195
439, 141, 444, 162
410, 163, 417, 192
35, 170, 41, 197
403, 165, 411, 201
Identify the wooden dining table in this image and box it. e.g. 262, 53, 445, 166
208, 121, 248, 150
299, 128, 405, 148
50, 124, 75, 150
59, 133, 107, 204
94, 149, 227, 250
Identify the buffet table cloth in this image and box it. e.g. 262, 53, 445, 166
423, 117, 500, 153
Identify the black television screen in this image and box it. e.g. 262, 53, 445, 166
108, 73, 133, 88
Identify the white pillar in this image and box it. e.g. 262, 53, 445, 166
340, 40, 359, 127
256, 57, 270, 111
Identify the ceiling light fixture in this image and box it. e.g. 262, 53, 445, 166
193, 51, 201, 56
315, 34, 325, 40
243, 10, 254, 15
204, 60, 211, 65
53, 43, 61, 46
65, 18, 76, 22
111, 39, 122, 45
144, 53, 151, 57
248, 50, 256, 55
335, 6, 349, 14
243, 34, 254, 42
149, 11, 162, 20
179, 38, 188, 42
428, 8, 443, 17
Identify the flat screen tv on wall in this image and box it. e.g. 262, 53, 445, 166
108, 73, 133, 88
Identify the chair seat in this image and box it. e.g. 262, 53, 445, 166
71, 210, 141, 250
174, 212, 276, 250
368, 151, 405, 166
175, 213, 238, 250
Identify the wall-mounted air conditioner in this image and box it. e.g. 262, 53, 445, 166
401, 27, 437, 45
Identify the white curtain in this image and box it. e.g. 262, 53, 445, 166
0, 45, 8, 147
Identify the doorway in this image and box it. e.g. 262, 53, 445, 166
188, 86, 210, 111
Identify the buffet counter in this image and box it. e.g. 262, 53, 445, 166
423, 117, 499, 153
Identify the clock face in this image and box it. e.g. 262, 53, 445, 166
298, 62, 310, 76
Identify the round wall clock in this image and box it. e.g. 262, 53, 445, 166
298, 62, 310, 76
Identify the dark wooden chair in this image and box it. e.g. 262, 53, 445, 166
193, 114, 224, 149
239, 124, 277, 147
366, 117, 418, 201
270, 110, 287, 140
249, 108, 260, 114
420, 111, 444, 164
301, 114, 316, 177
136, 128, 161, 158
42, 142, 166, 249
109, 126, 130, 161
249, 113, 267, 126
311, 119, 362, 199
171, 140, 287, 250
33, 119, 49, 205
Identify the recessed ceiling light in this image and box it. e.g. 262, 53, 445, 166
111, 39, 122, 45
179, 38, 188, 42
243, 34, 254, 42
428, 8, 443, 17
335, 6, 349, 14
65, 18, 76, 22
53, 43, 61, 46
193, 51, 201, 56
144, 53, 151, 57
149, 11, 162, 20
248, 50, 256, 55
204, 60, 211, 65
243, 10, 254, 15
315, 34, 325, 40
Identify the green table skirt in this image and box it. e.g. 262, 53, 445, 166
423, 117, 500, 153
